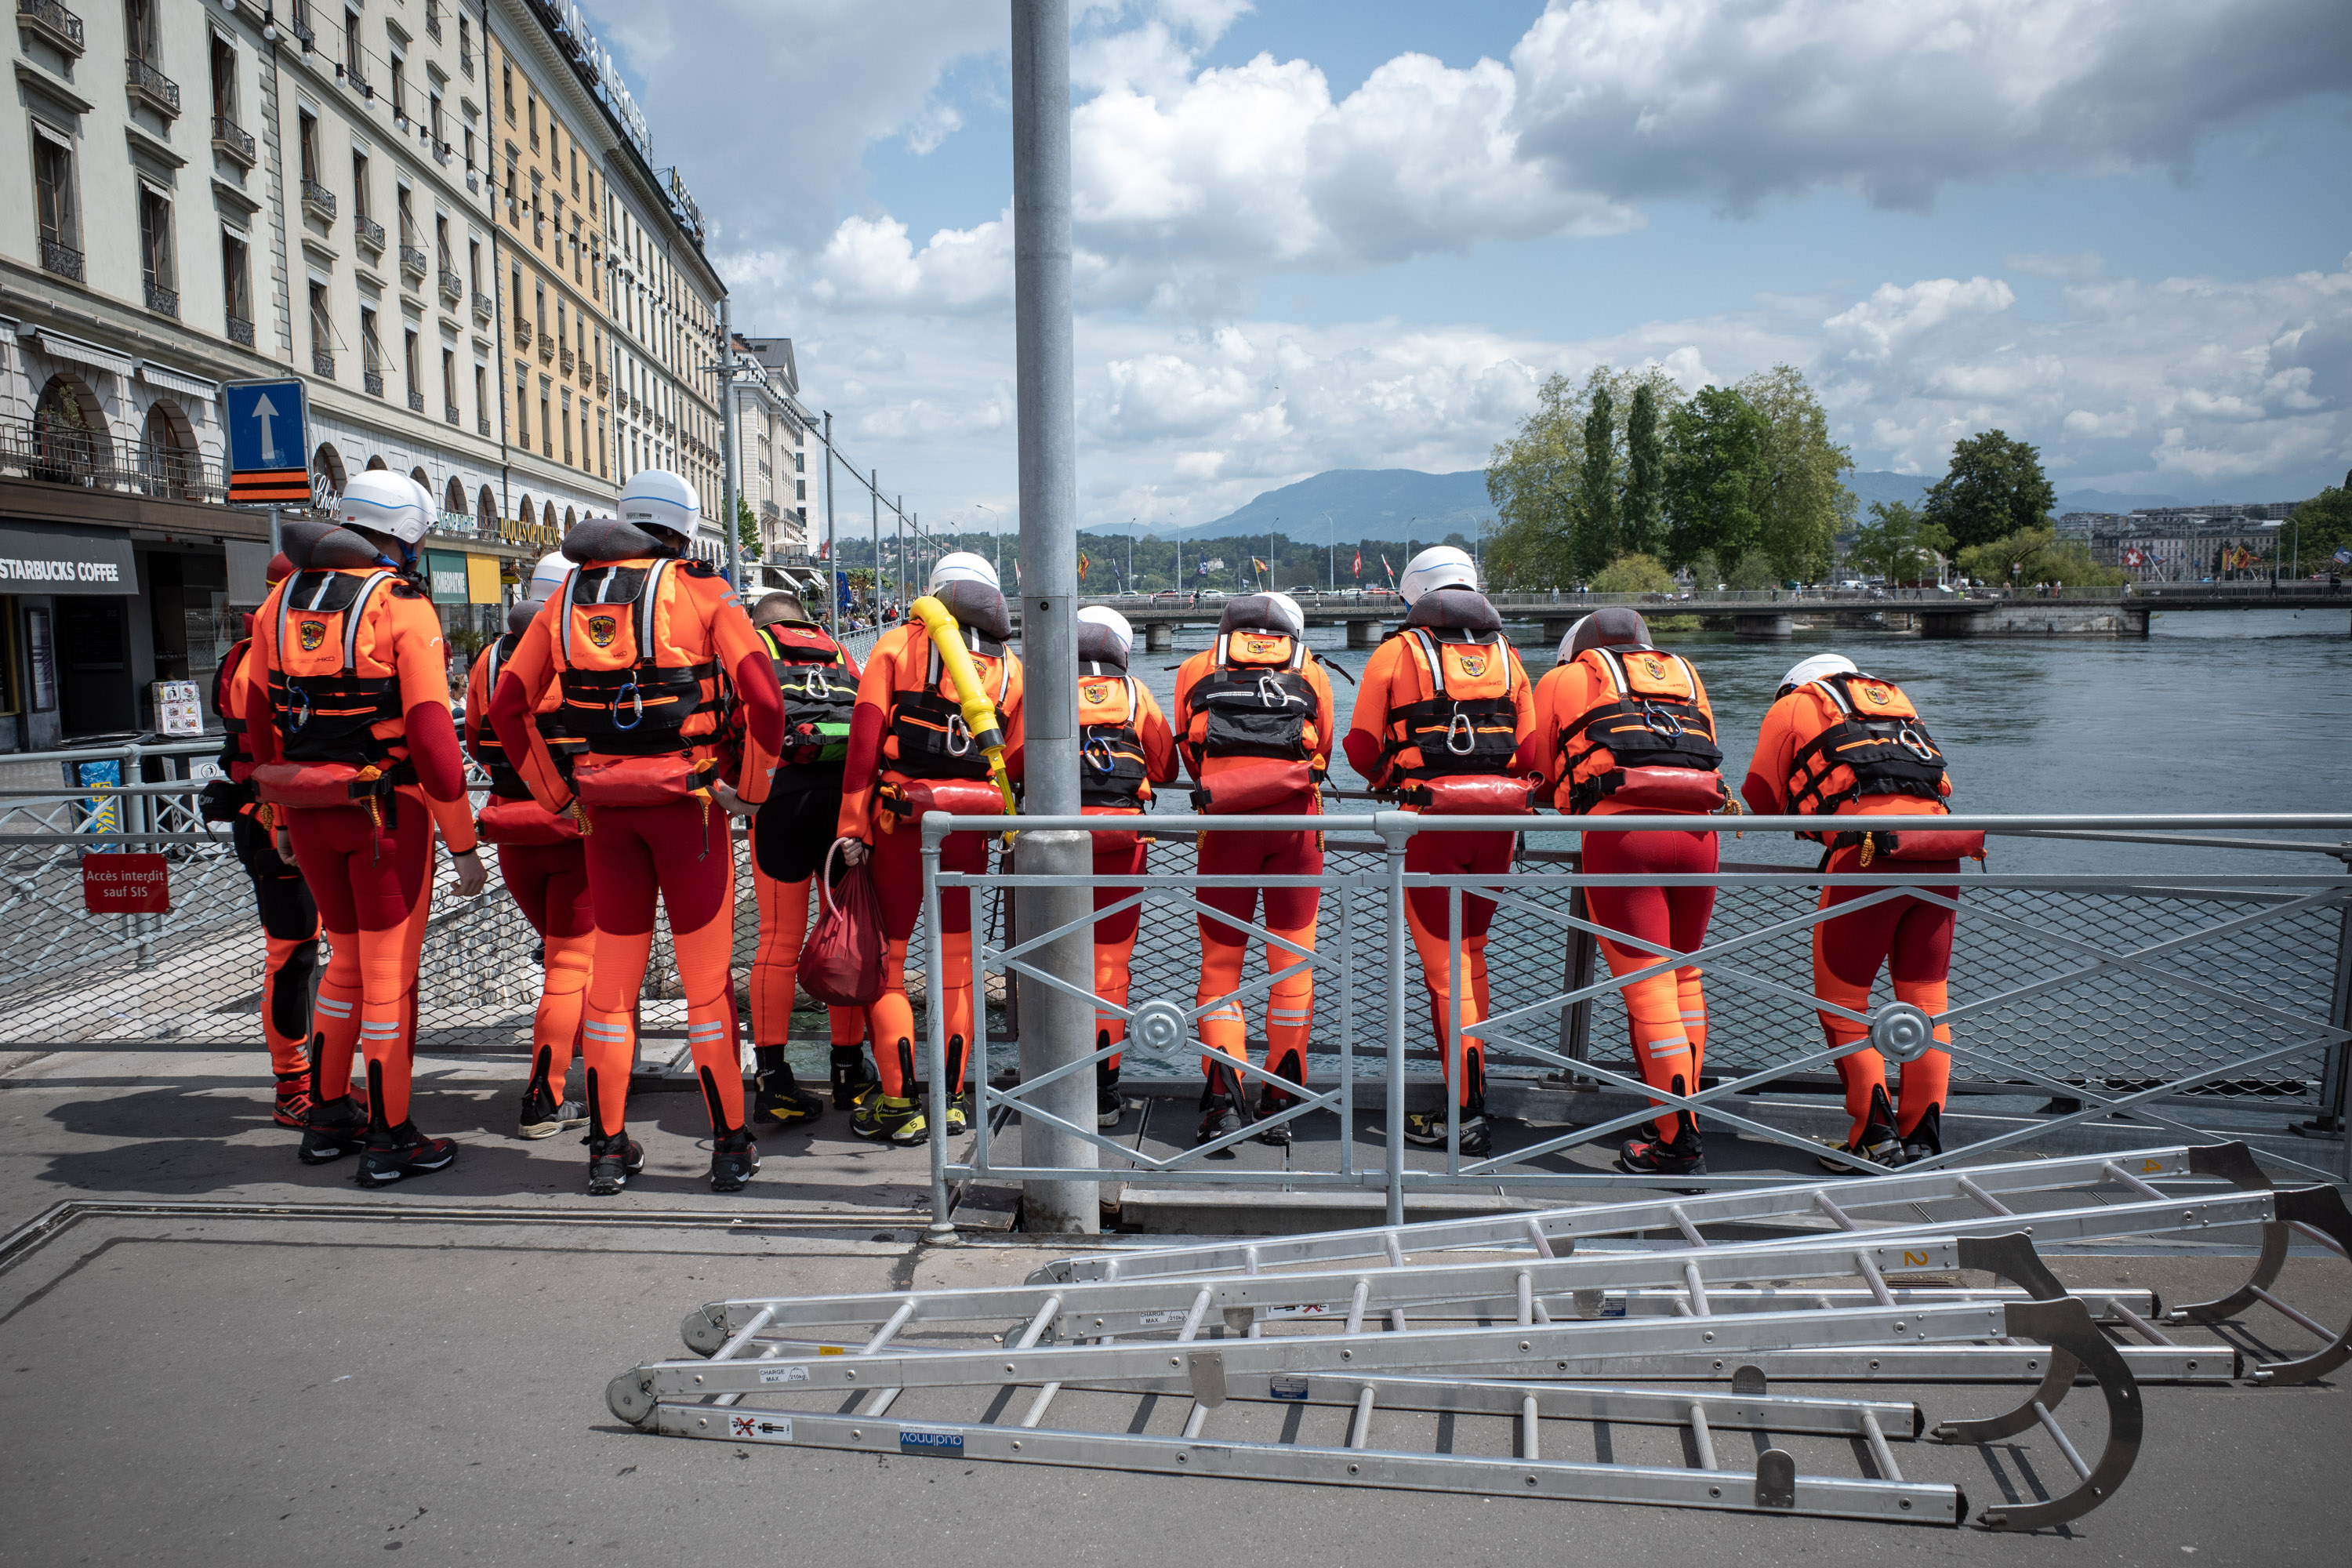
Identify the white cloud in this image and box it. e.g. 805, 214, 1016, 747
1508, 0, 2352, 212
1823, 278, 2016, 363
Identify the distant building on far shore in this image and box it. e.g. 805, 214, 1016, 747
2077, 506, 2296, 582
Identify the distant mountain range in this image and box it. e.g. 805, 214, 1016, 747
1082, 467, 2292, 546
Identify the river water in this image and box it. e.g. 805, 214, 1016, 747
1120, 607, 2352, 873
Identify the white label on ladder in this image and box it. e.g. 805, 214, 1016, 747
1269, 1377, 1310, 1400
900, 1428, 967, 1457
727, 1414, 793, 1442
759, 1367, 811, 1384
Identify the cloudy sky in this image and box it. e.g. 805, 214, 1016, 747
591, 0, 2352, 534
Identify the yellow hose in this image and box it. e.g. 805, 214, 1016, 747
909, 594, 1015, 815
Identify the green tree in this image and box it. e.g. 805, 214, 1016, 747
2289, 485, 2352, 575
735, 495, 763, 562
1922, 429, 2056, 550
1484, 365, 1682, 589
1848, 500, 1955, 585
1589, 552, 1675, 593
1740, 365, 1853, 583
1661, 386, 1769, 572
1621, 383, 1664, 557
1575, 387, 1620, 579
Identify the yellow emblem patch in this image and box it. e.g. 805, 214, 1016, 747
297, 620, 327, 652
1641, 655, 1668, 681
1456, 652, 1488, 678
586, 615, 619, 649
1862, 683, 1891, 705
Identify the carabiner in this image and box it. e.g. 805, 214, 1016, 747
1897, 724, 1936, 760
947, 714, 973, 757
1642, 700, 1684, 739
611, 681, 644, 731
805, 668, 833, 701
1445, 710, 1477, 756
1257, 674, 1292, 710
1083, 735, 1117, 774
287, 687, 312, 732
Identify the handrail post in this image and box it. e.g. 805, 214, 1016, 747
921, 826, 958, 1245
1379, 811, 1412, 1225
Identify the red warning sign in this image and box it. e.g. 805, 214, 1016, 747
82, 852, 170, 913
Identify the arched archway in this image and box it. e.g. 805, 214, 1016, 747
563, 506, 576, 532
364, 453, 388, 470
445, 476, 467, 516
543, 499, 557, 532
311, 443, 347, 510
411, 465, 430, 492
31, 373, 107, 485
139, 399, 199, 498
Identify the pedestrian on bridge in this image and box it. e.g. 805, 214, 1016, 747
1526, 608, 1727, 1178
1345, 546, 1534, 1157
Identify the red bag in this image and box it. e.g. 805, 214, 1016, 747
1602, 765, 1728, 814
899, 778, 1009, 823
802, 840, 885, 1007
1407, 775, 1535, 816
252, 760, 379, 809
1192, 758, 1315, 815
476, 796, 582, 845
1853, 826, 1986, 862
572, 754, 710, 808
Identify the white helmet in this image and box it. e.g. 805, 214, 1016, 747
928, 551, 1000, 594
1777, 652, 1857, 695
619, 469, 701, 543
525, 550, 572, 603
1075, 604, 1133, 660
1263, 591, 1305, 632
1555, 615, 1588, 667
1398, 544, 1478, 605
337, 470, 432, 546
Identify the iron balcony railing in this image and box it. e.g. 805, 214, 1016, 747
301, 180, 337, 221
143, 280, 176, 318
560, 347, 575, 375
40, 238, 83, 281
0, 416, 223, 500
363, 368, 383, 397
444, 405, 460, 426
312, 348, 336, 376
514, 319, 532, 346
17, 0, 85, 58
224, 314, 254, 348
438, 267, 463, 302
399, 245, 428, 280
407, 390, 425, 413
472, 291, 495, 323
477, 416, 492, 437
211, 114, 255, 165
127, 56, 180, 117
354, 214, 384, 251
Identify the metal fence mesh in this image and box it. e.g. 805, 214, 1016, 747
2, 789, 2343, 1118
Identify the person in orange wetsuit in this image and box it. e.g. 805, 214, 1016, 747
241, 475, 488, 1185
1173, 592, 1335, 1150
1072, 606, 1178, 1128
833, 553, 1023, 1147
206, 550, 331, 1131
1345, 547, 1534, 1157
1526, 608, 1729, 1177
463, 551, 594, 1141
1743, 652, 1966, 1170
720, 590, 863, 1131
488, 472, 785, 1195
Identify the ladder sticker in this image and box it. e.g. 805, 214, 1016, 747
1266, 1305, 1329, 1319
818, 1346, 848, 1356
1902, 1250, 1933, 1268
759, 1367, 811, 1384
1269, 1376, 1310, 1400
900, 1428, 966, 1457
731, 1415, 793, 1441
1137, 1311, 1184, 1326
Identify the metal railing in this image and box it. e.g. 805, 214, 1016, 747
913, 809, 2352, 1229
354, 214, 385, 251
0, 416, 224, 500
143, 279, 177, 318
126, 55, 180, 115
225, 314, 254, 348
39, 238, 83, 281
211, 114, 255, 165
302, 180, 337, 220
17, 0, 84, 56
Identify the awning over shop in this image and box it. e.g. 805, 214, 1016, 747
0, 525, 140, 595
136, 361, 220, 401
30, 328, 134, 379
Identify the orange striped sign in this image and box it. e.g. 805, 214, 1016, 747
228, 469, 312, 504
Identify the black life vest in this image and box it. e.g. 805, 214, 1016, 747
1559, 645, 1724, 812
553, 557, 718, 758
1181, 629, 1319, 764
1078, 666, 1152, 809
213, 637, 253, 772
470, 634, 532, 799
1784, 671, 1950, 821
887, 624, 1014, 782
764, 621, 858, 767
1381, 626, 1522, 782
267, 568, 406, 765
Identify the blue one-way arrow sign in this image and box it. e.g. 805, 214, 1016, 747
223, 378, 312, 504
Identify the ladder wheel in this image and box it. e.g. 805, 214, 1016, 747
607, 1369, 657, 1428
681, 1306, 730, 1356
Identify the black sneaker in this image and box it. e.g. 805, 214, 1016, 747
1901, 1104, 1943, 1165
752, 1066, 825, 1130
297, 1096, 370, 1165
830, 1047, 877, 1112
1195, 1094, 1243, 1157
354, 1120, 458, 1186
586, 1130, 646, 1196
1819, 1085, 1904, 1173
518, 1083, 590, 1141
1254, 1088, 1294, 1146
710, 1128, 760, 1192
1403, 1109, 1490, 1156
1617, 1120, 1707, 1177
1096, 1053, 1123, 1129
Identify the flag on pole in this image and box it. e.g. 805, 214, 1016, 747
1352, 547, 1362, 581
1381, 554, 1395, 585
1251, 557, 1268, 574
1079, 551, 1090, 583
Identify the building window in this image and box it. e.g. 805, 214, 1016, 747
539, 382, 552, 457
310, 281, 334, 372
138, 185, 176, 314
210, 33, 238, 126
561, 390, 574, 464
32, 129, 78, 270
351, 150, 370, 222
797, 480, 807, 502
570, 146, 580, 198
556, 299, 566, 352
503, 147, 519, 225
502, 60, 514, 122
597, 410, 607, 478
515, 367, 528, 445
299, 110, 321, 184
429, 89, 445, 150
435, 212, 452, 275
405, 328, 422, 405
460, 17, 472, 74
344, 9, 363, 86
125, 0, 158, 64
360, 307, 382, 390
535, 281, 547, 336
390, 48, 407, 123
396, 184, 416, 253
794, 451, 804, 473
527, 93, 538, 151
222, 230, 253, 339
441, 348, 459, 416
474, 362, 488, 426
467, 237, 482, 293
511, 263, 524, 332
